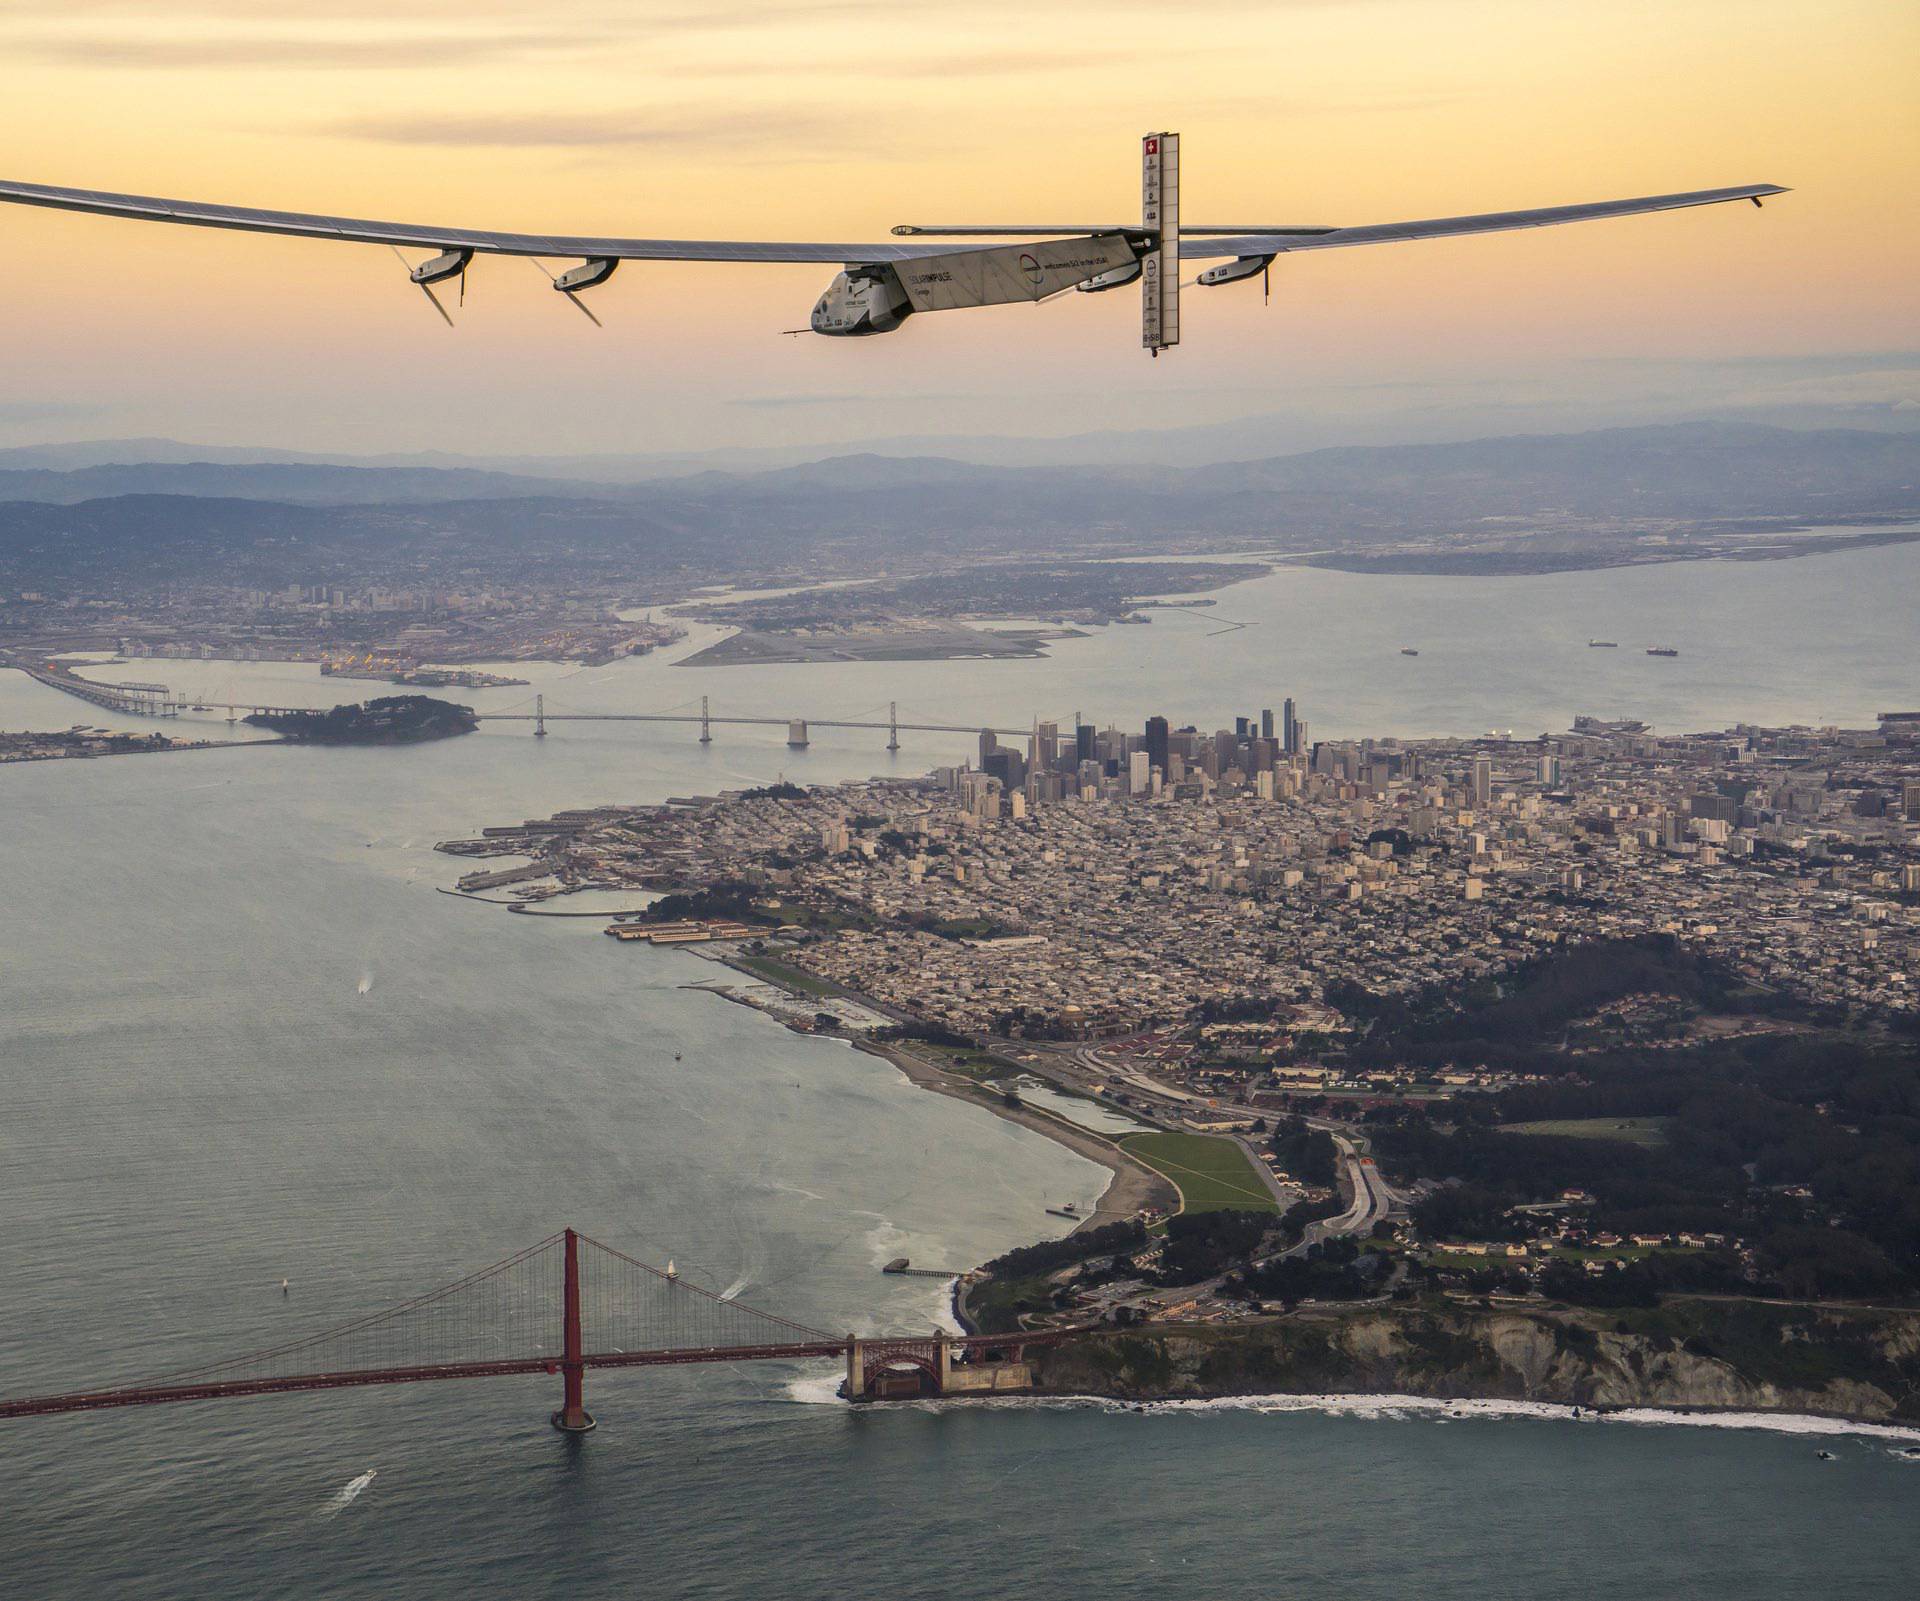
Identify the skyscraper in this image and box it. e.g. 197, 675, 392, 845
1032, 720, 1059, 771
1471, 757, 1492, 808
1260, 707, 1275, 741
1282, 698, 1297, 755
1145, 715, 1169, 776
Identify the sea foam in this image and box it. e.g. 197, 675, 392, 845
777, 1378, 1920, 1443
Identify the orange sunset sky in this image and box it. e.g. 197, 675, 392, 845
0, 0, 1914, 458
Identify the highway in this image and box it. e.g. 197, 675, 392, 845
1290, 1134, 1392, 1256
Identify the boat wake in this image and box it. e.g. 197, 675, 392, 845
319, 1468, 377, 1518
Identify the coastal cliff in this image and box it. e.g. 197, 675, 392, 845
1027, 1300, 1920, 1423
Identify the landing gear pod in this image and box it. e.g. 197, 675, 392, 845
1196, 254, 1275, 287
409, 249, 472, 286
552, 258, 618, 294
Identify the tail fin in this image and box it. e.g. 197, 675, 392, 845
1141, 132, 1180, 356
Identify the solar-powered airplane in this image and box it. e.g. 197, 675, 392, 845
0, 134, 1784, 356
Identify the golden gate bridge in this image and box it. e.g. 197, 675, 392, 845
0, 1230, 1072, 1431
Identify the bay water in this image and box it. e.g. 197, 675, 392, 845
4, 542, 1918, 1598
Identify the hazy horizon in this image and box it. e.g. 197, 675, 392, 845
2, 1, 1914, 456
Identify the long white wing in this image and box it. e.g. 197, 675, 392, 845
1182, 185, 1787, 259
0, 177, 1782, 266
0, 178, 1000, 264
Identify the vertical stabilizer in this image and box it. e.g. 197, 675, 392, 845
1141, 132, 1180, 355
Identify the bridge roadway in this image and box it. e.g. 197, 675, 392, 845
6, 657, 1056, 737
4, 660, 309, 720
479, 713, 1040, 737
0, 1330, 1083, 1420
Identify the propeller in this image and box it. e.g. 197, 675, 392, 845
389, 245, 454, 327
526, 257, 604, 327
418, 282, 455, 327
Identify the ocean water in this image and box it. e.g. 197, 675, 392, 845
4, 545, 1920, 1598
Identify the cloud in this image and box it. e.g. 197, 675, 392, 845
323, 108, 869, 158
676, 45, 1193, 79
1720, 368, 1920, 413
10, 30, 595, 69
0, 400, 108, 424
728, 393, 976, 408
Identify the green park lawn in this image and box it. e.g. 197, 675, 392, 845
731, 953, 845, 999
1120, 1132, 1279, 1215
1496, 1117, 1673, 1147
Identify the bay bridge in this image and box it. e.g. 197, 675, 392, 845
484, 694, 1052, 749
7, 659, 306, 722
0, 1229, 1073, 1431
12, 657, 1069, 750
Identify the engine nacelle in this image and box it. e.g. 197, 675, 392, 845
1196, 254, 1274, 288
553, 257, 617, 293
810, 267, 912, 336
1075, 260, 1144, 294
410, 248, 472, 285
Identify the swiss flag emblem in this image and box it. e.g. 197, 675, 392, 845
1145, 138, 1158, 154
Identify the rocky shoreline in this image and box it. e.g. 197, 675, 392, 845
1022, 1300, 1920, 1426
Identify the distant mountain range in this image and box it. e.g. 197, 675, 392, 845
1, 423, 1915, 588
0, 460, 587, 507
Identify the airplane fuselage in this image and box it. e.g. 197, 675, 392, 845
810, 268, 914, 336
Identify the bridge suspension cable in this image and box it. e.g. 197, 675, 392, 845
0, 1229, 842, 1425
0, 1227, 1088, 1429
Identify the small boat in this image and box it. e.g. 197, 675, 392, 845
1647, 646, 1679, 657
1587, 640, 1618, 648
1400, 647, 1419, 656
673, 1053, 683, 1062
1816, 1449, 1836, 1461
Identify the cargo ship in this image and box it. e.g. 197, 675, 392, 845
1588, 639, 1618, 648
1400, 647, 1420, 656
1647, 646, 1679, 657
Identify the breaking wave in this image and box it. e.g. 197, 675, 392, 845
778, 1382, 1920, 1443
